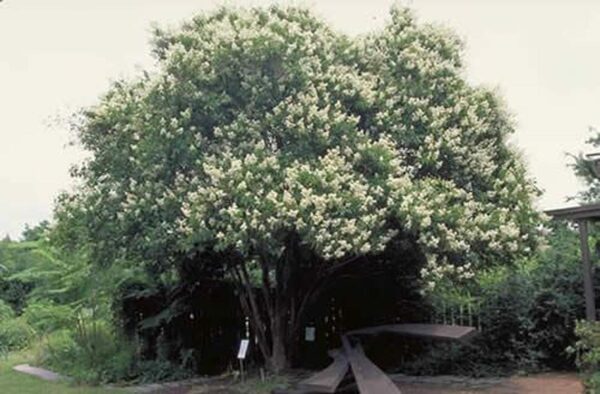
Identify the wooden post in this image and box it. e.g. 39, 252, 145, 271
578, 220, 597, 321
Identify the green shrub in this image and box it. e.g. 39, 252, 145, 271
37, 314, 196, 384
36, 316, 137, 384
588, 373, 600, 393
572, 321, 600, 370
22, 301, 74, 334
70, 313, 136, 383
568, 320, 600, 392
411, 224, 584, 376
0, 299, 15, 320
476, 268, 541, 370
34, 329, 78, 367
0, 318, 35, 351
133, 359, 194, 383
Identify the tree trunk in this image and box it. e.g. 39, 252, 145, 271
268, 320, 288, 373
267, 299, 290, 373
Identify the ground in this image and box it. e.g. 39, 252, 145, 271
391, 373, 583, 394
0, 353, 584, 394
133, 372, 584, 394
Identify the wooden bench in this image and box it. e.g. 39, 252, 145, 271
282, 323, 477, 394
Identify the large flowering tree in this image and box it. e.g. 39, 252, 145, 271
56, 6, 541, 371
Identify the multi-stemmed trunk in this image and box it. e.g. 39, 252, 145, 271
226, 240, 361, 373
228, 256, 299, 373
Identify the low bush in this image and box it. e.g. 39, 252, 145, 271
409, 224, 584, 376
34, 329, 78, 367
36, 313, 136, 384
22, 301, 74, 334
133, 359, 194, 383
0, 299, 15, 320
568, 320, 600, 392
0, 318, 35, 351
34, 311, 193, 384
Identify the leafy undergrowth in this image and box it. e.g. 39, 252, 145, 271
0, 351, 120, 394
152, 371, 291, 394
231, 374, 289, 393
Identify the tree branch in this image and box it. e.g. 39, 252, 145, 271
229, 263, 271, 359
292, 254, 364, 335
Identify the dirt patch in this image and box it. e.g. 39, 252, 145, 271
502, 373, 583, 394
394, 373, 583, 394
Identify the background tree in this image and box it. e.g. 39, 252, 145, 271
55, 6, 541, 371
572, 126, 600, 202
21, 220, 50, 242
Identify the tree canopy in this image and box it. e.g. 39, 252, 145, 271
572, 126, 600, 202
55, 6, 541, 370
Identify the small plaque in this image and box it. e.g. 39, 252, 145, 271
305, 326, 316, 342
237, 339, 249, 359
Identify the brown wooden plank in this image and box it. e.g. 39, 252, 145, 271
546, 203, 600, 221
341, 336, 401, 394
579, 220, 597, 321
347, 323, 476, 341
296, 349, 349, 393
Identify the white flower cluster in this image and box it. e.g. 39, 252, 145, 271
181, 143, 401, 260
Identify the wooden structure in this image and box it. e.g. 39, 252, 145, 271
341, 336, 400, 394
284, 323, 477, 394
546, 203, 600, 321
296, 349, 349, 393
347, 323, 477, 341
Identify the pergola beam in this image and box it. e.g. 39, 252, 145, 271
546, 204, 600, 322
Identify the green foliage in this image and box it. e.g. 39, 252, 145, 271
413, 223, 584, 375
35, 329, 78, 367
22, 301, 74, 335
5, 245, 91, 306
35, 315, 194, 385
133, 359, 194, 384
477, 267, 540, 369
0, 238, 94, 317
0, 241, 39, 312
0, 299, 15, 320
21, 221, 50, 242
36, 315, 136, 384
568, 321, 600, 392
0, 318, 35, 351
570, 320, 600, 372
483, 225, 581, 369
0, 226, 193, 384
571, 126, 600, 203
0, 228, 142, 383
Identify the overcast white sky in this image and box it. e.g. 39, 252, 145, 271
1, 0, 599, 238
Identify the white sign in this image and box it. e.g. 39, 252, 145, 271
305, 326, 316, 342
237, 339, 249, 359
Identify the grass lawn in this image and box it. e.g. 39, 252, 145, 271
0, 351, 120, 394
0, 349, 290, 394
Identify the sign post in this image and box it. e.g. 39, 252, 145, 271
305, 326, 316, 342
237, 339, 249, 382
